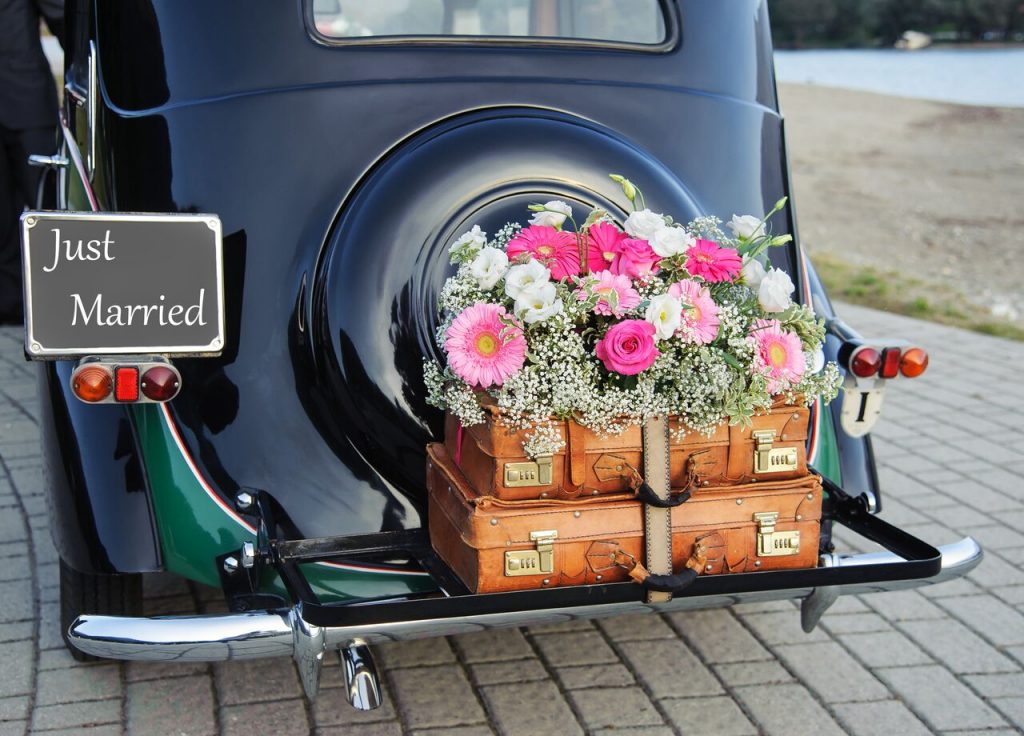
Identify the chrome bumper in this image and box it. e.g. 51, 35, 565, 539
68, 537, 981, 700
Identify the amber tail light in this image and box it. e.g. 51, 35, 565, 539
70, 358, 181, 404
899, 347, 929, 378
72, 365, 113, 403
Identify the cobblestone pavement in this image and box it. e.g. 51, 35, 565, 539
0, 302, 1022, 736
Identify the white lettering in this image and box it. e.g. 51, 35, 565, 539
44, 228, 116, 274
71, 293, 102, 325
68, 290, 210, 328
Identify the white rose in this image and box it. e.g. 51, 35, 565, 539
504, 259, 550, 299
644, 293, 682, 340
529, 200, 573, 229
469, 247, 509, 290
449, 225, 487, 260
623, 209, 666, 242
809, 347, 825, 374
741, 257, 768, 290
650, 226, 695, 257
758, 269, 795, 313
728, 214, 765, 240
514, 282, 563, 324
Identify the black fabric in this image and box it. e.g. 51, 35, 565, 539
642, 567, 698, 594
636, 481, 691, 508
0, 0, 64, 129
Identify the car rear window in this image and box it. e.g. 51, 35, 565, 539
310, 0, 668, 47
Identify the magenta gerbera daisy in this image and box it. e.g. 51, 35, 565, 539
444, 303, 527, 388
684, 239, 743, 283
577, 270, 642, 318
585, 221, 627, 274
506, 225, 580, 280
749, 319, 806, 393
669, 279, 720, 344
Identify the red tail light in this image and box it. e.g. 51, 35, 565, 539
900, 347, 929, 378
72, 366, 113, 403
141, 366, 181, 401
114, 367, 140, 402
849, 347, 881, 378
879, 347, 902, 379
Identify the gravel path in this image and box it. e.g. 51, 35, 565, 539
0, 303, 1023, 735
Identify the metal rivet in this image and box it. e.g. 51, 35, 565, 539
702, 480, 710, 487
592, 490, 599, 496
25, 216, 36, 226
573, 511, 581, 518
750, 478, 758, 483
31, 343, 41, 353
754, 560, 762, 567
595, 574, 603, 582
807, 493, 814, 500
542, 579, 550, 586
796, 514, 803, 520
223, 556, 239, 574
793, 413, 800, 420
705, 564, 713, 572
615, 465, 623, 472
490, 518, 498, 526
235, 491, 254, 511
540, 492, 548, 499
736, 498, 743, 505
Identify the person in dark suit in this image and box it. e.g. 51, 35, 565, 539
0, 0, 64, 325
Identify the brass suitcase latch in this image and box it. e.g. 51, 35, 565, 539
752, 429, 799, 474
504, 455, 553, 487
505, 530, 558, 576
753, 511, 800, 557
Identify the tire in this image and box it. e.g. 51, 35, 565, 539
59, 559, 143, 662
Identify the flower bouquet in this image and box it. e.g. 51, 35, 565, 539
424, 175, 841, 466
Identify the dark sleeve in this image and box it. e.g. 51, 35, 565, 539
36, 0, 66, 49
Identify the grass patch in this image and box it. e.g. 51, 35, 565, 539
810, 251, 1024, 342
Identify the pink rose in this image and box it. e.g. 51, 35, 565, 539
611, 238, 660, 280
594, 319, 659, 375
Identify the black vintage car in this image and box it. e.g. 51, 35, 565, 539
22, 0, 980, 710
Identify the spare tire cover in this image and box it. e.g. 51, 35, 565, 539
314, 108, 700, 501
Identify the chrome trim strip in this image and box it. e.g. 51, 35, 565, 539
67, 537, 982, 663
87, 40, 97, 178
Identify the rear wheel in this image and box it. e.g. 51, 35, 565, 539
59, 559, 142, 662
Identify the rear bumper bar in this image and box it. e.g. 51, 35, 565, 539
69, 537, 981, 662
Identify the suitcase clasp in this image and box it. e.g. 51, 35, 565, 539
504, 530, 558, 576
753, 511, 801, 557
504, 456, 553, 487
753, 429, 799, 474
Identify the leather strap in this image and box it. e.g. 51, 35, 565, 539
566, 420, 587, 490
642, 416, 673, 603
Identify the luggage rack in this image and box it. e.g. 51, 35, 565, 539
222, 476, 943, 630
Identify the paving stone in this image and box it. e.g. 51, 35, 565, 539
125, 660, 209, 683
469, 659, 549, 686
819, 612, 892, 635
0, 695, 28, 722
615, 638, 722, 699
875, 665, 1008, 731
591, 728, 675, 736
733, 609, 830, 647
37, 726, 123, 736
712, 660, 794, 688
376, 638, 456, 669
733, 683, 846, 736
483, 680, 584, 736
319, 723, 402, 736
597, 613, 676, 642
937, 594, 1024, 647
36, 664, 123, 705
919, 576, 985, 598
731, 599, 797, 615
0, 722, 23, 736
899, 618, 1019, 673
126, 675, 217, 736
773, 642, 890, 703
831, 699, 933, 736
961, 524, 1024, 550
989, 697, 1024, 728
311, 680, 397, 727
668, 610, 773, 663
0, 578, 33, 622
452, 628, 534, 663
660, 695, 756, 736
523, 620, 595, 634
389, 665, 487, 730
566, 685, 661, 732
858, 590, 946, 621
408, 727, 491, 736
530, 630, 618, 667
32, 699, 122, 732
220, 698, 309, 736
835, 631, 933, 668
0, 621, 32, 644
0, 640, 32, 697
825, 596, 869, 614
963, 672, 1024, 698
213, 658, 302, 705
554, 663, 634, 690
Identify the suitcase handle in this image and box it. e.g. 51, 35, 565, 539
641, 568, 699, 593
608, 541, 708, 594
635, 482, 691, 508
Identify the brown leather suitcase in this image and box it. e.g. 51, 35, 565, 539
445, 402, 810, 502
426, 442, 822, 594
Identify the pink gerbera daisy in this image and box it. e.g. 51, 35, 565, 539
585, 221, 627, 274
669, 279, 720, 344
749, 319, 806, 394
506, 225, 580, 280
684, 239, 743, 283
445, 303, 527, 388
577, 270, 642, 317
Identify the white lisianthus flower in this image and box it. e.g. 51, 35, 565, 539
650, 226, 695, 257
514, 282, 563, 324
449, 225, 487, 261
741, 257, 768, 290
645, 293, 683, 340
758, 268, 795, 313
469, 247, 509, 290
808, 346, 826, 374
505, 259, 550, 299
728, 214, 765, 240
624, 209, 666, 242
529, 200, 573, 229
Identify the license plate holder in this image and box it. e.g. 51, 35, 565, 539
21, 212, 225, 358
